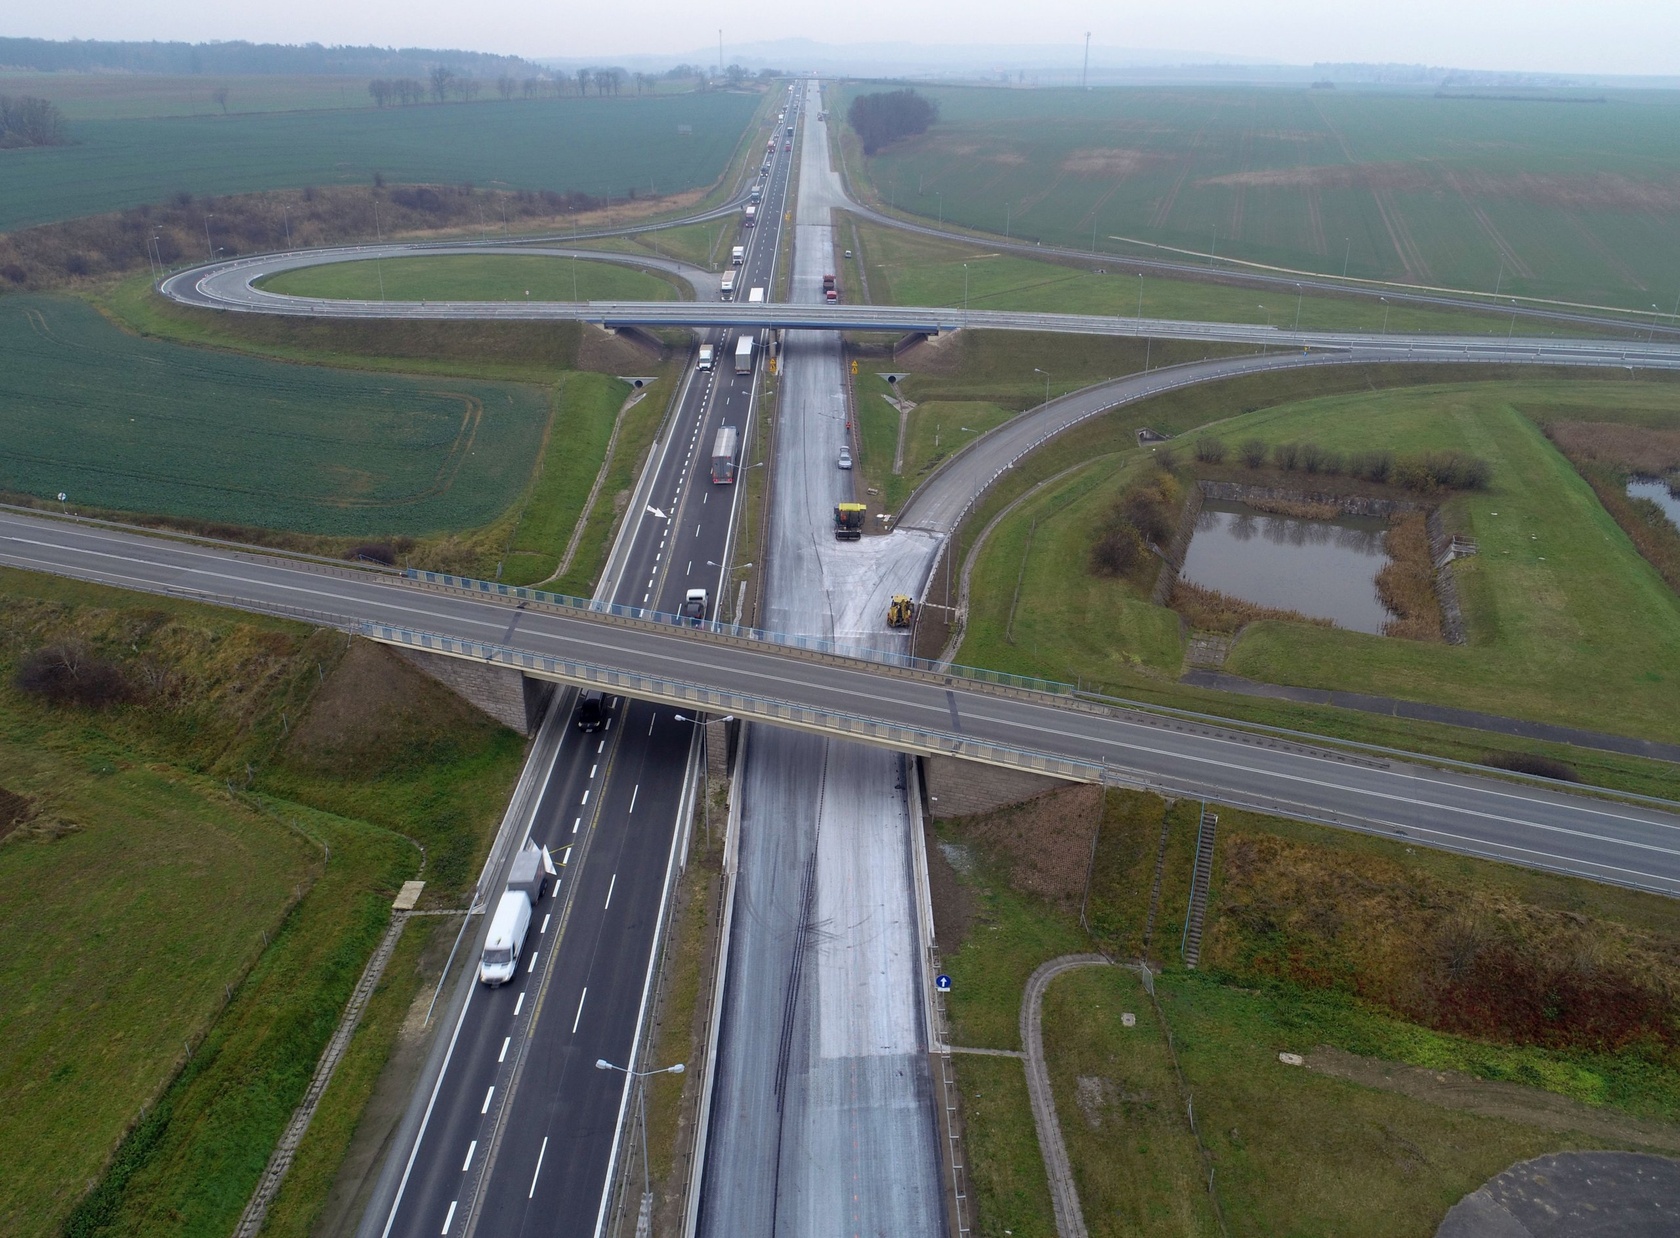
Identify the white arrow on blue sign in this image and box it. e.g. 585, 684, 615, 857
935, 974, 952, 992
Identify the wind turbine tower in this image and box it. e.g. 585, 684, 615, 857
1081, 32, 1092, 89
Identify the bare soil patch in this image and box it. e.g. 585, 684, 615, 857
1306, 1045, 1680, 1152
950, 783, 1103, 909
1061, 148, 1154, 178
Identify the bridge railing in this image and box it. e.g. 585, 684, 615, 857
403, 569, 1072, 697
363, 619, 1101, 782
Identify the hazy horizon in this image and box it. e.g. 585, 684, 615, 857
5, 2, 1678, 78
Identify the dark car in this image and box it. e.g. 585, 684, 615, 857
575, 689, 607, 731
680, 588, 709, 627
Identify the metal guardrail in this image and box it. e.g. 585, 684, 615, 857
361, 619, 1101, 782
403, 568, 1073, 697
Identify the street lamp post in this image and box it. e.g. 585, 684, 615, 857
202, 213, 215, 260
1136, 272, 1144, 321
1293, 283, 1303, 331
1033, 367, 1051, 405
675, 713, 737, 846
1381, 297, 1391, 335
595, 1058, 685, 1230
962, 263, 969, 314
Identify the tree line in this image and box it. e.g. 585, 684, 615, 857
368, 64, 706, 108
0, 95, 69, 148
846, 88, 938, 155
0, 36, 540, 79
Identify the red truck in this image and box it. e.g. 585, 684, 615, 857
822, 273, 838, 303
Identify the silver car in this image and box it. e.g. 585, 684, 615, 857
838, 446, 853, 470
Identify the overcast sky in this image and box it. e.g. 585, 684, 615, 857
10, 0, 1679, 77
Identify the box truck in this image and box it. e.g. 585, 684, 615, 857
478, 841, 557, 986
734, 335, 755, 374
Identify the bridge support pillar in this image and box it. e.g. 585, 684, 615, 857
394, 647, 555, 736
921, 754, 1075, 820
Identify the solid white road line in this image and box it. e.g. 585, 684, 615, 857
572, 987, 588, 1033
529, 1136, 548, 1199
461, 1140, 476, 1172
499, 1037, 510, 1063
481, 1086, 494, 1115
604, 874, 617, 909
441, 1200, 457, 1235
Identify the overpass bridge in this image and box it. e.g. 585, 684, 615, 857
158, 248, 1680, 371
5, 506, 1680, 898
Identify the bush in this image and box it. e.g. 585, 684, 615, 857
1121, 488, 1175, 544
1300, 441, 1327, 474
1193, 437, 1226, 464
1273, 441, 1300, 472
1239, 438, 1268, 469
1091, 520, 1145, 575
13, 642, 132, 708
1349, 450, 1394, 483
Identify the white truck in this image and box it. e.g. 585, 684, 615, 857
719, 271, 735, 300
731, 245, 745, 266
478, 841, 557, 986
744, 204, 757, 227
734, 334, 755, 374
747, 286, 765, 304
697, 344, 714, 370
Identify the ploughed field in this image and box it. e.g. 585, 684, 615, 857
847, 84, 1680, 312
0, 294, 549, 535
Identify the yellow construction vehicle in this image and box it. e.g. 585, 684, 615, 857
834, 503, 866, 541
887, 595, 915, 628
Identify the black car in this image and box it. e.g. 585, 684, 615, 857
575, 689, 607, 731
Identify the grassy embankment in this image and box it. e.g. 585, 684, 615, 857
936, 785, 1680, 1237
835, 81, 1680, 313
0, 569, 526, 1238
258, 253, 688, 302
959, 379, 1680, 745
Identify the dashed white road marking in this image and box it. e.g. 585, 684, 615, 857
442, 1200, 457, 1234
604, 873, 617, 909
461, 1141, 476, 1172
499, 1037, 510, 1063
572, 988, 587, 1034
528, 1136, 548, 1199
481, 1086, 494, 1115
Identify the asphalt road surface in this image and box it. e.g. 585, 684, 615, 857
698, 80, 945, 1238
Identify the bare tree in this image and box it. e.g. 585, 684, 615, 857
576, 68, 592, 96
211, 86, 230, 114
368, 79, 392, 107
429, 65, 454, 103
521, 77, 539, 99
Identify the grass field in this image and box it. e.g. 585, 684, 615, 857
0, 91, 760, 231
0, 293, 551, 536
841, 84, 1680, 312
0, 72, 387, 120
849, 216, 1540, 336
938, 787, 1680, 1237
0, 569, 525, 1237
956, 378, 1680, 744
260, 253, 686, 302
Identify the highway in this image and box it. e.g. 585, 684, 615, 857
333, 97, 799, 1238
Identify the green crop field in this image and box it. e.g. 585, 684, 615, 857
958, 378, 1680, 744
0, 90, 760, 231
842, 84, 1680, 312
260, 254, 685, 302
0, 294, 550, 536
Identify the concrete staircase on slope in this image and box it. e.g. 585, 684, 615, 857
1181, 808, 1219, 970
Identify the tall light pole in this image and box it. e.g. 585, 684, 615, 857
1034, 367, 1051, 405
1293, 283, 1303, 331
937, 192, 943, 228
1342, 237, 1351, 278
1136, 272, 1144, 321
596, 1059, 685, 1228
675, 714, 736, 847
962, 262, 969, 313
1381, 297, 1390, 335
202, 213, 215, 259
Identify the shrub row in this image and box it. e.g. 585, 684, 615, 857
1195, 436, 1492, 492
1091, 467, 1180, 577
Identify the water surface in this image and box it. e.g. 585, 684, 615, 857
1628, 477, 1680, 530
1178, 500, 1396, 634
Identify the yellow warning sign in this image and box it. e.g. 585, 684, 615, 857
769, 358, 778, 374
850, 359, 858, 375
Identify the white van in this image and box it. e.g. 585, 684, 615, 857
478, 890, 533, 986
697, 344, 714, 370
731, 245, 745, 267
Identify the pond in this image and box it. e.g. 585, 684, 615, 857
1628, 476, 1680, 530
1178, 500, 1397, 634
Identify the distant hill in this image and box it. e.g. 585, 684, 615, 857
0, 37, 542, 79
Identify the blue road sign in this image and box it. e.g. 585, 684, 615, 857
935, 974, 952, 992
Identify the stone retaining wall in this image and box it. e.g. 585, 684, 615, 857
1426, 509, 1469, 646
1196, 479, 1424, 518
